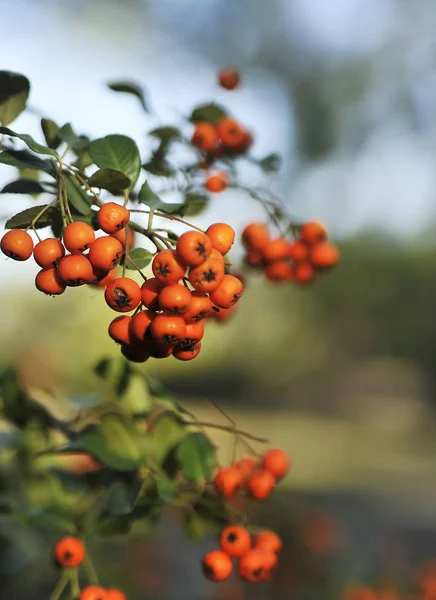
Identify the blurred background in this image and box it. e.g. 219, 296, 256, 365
2, 0, 436, 598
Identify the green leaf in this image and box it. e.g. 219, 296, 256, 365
259, 153, 282, 173
183, 192, 209, 217
148, 127, 181, 144
94, 357, 111, 379
0, 149, 51, 171
138, 181, 160, 205
41, 118, 61, 150
142, 159, 175, 177
65, 415, 142, 472
125, 248, 153, 270
190, 103, 227, 125
183, 512, 208, 541
107, 81, 148, 112
64, 173, 93, 215
117, 373, 153, 418
88, 168, 131, 194
0, 71, 30, 126
150, 411, 187, 464
5, 205, 62, 230
0, 126, 59, 157
0, 367, 53, 428
58, 123, 89, 151
176, 433, 216, 483
155, 475, 178, 502
95, 514, 134, 536
1, 179, 45, 194
89, 134, 140, 192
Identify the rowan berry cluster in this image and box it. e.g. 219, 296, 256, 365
214, 448, 290, 501
242, 220, 340, 283
202, 526, 282, 583
53, 537, 126, 600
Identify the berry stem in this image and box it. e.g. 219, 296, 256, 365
129, 209, 205, 233
32, 226, 42, 242
69, 567, 81, 598
24, 196, 60, 232
124, 254, 147, 281
83, 555, 100, 586
181, 420, 268, 444
49, 571, 70, 600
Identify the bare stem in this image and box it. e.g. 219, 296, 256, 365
182, 420, 268, 444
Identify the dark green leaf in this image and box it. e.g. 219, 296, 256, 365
151, 411, 187, 464
183, 512, 208, 541
64, 174, 92, 216
125, 248, 153, 270
72, 148, 94, 170
5, 205, 61, 230
167, 230, 179, 241
0, 71, 30, 126
115, 360, 133, 397
41, 118, 61, 150
1, 179, 45, 194
89, 134, 141, 192
259, 153, 282, 173
117, 373, 153, 418
0, 126, 59, 157
190, 103, 227, 125
176, 433, 216, 483
155, 475, 177, 502
0, 367, 53, 428
0, 150, 51, 171
95, 514, 134, 536
182, 192, 209, 217
88, 168, 131, 194
107, 81, 148, 112
142, 159, 175, 177
148, 127, 181, 144
94, 357, 111, 379
58, 123, 89, 151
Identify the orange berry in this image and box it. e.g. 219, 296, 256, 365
140, 277, 165, 310
1, 229, 34, 261
54, 537, 85, 568
111, 227, 134, 248
184, 321, 205, 342
176, 230, 212, 267
202, 550, 233, 582
188, 255, 225, 293
294, 262, 315, 284
216, 117, 246, 148
218, 67, 240, 90
192, 122, 219, 152
212, 304, 237, 322
205, 170, 229, 193
33, 238, 65, 268
262, 449, 290, 479
214, 466, 244, 498
258, 550, 278, 581
254, 530, 282, 554
238, 548, 270, 582
97, 202, 130, 234
310, 241, 340, 269
35, 267, 67, 296
173, 340, 201, 361
183, 291, 213, 323
108, 315, 132, 344
91, 268, 118, 288
146, 337, 174, 359
262, 237, 290, 263
105, 277, 141, 312
235, 457, 257, 481
343, 586, 378, 600
242, 222, 270, 250
150, 314, 186, 345
80, 586, 109, 600
244, 249, 264, 268
206, 223, 235, 255
209, 274, 243, 309
88, 236, 124, 271
66, 453, 102, 476
57, 255, 94, 286
129, 310, 156, 341
264, 260, 293, 282
158, 283, 192, 315
106, 590, 127, 600
152, 249, 186, 285
300, 221, 327, 245
234, 130, 254, 154
288, 240, 309, 263
220, 525, 251, 558
63, 222, 95, 254
120, 342, 150, 363
246, 470, 276, 501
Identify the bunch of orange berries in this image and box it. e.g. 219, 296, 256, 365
107, 222, 242, 363
214, 448, 290, 503
242, 220, 340, 284
53, 537, 126, 600
202, 526, 282, 583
